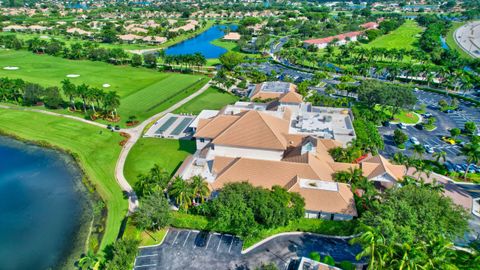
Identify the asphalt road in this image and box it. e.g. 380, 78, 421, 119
134, 229, 361, 270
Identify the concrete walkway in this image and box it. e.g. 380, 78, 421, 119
1, 81, 211, 214
116, 81, 211, 213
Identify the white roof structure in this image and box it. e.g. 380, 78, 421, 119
189, 110, 219, 129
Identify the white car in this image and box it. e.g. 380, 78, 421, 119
424, 144, 434, 154
410, 137, 420, 145
398, 123, 407, 129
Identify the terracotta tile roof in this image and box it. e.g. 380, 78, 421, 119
194, 115, 240, 139
304, 31, 363, 45
278, 91, 303, 103
211, 110, 290, 150
287, 178, 357, 216
361, 155, 406, 180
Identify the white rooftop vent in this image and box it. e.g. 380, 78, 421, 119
299, 179, 339, 191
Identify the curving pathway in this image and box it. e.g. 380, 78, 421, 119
1, 80, 211, 214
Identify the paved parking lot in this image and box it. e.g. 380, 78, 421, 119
134, 229, 362, 270
380, 90, 479, 163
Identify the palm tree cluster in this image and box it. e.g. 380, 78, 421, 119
168, 175, 210, 210
61, 79, 120, 120
351, 226, 466, 270
163, 52, 207, 71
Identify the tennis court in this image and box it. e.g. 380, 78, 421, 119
145, 113, 196, 139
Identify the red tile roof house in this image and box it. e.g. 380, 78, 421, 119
304, 31, 364, 49
360, 21, 379, 30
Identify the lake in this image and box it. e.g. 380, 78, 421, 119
166, 25, 237, 58
0, 136, 92, 270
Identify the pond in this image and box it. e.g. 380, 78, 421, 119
0, 136, 92, 270
165, 25, 237, 59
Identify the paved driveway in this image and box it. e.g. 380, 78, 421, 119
134, 229, 361, 270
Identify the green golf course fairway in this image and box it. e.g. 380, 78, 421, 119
0, 108, 127, 251
0, 50, 208, 124
173, 87, 239, 115
363, 20, 423, 50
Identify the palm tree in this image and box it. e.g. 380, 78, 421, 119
460, 143, 480, 179
77, 250, 100, 270
333, 167, 365, 185
168, 176, 194, 210
103, 91, 120, 119
433, 150, 447, 164
61, 79, 77, 111
350, 226, 390, 269
412, 144, 425, 159
189, 175, 210, 203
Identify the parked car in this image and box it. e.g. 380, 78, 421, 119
382, 121, 390, 127
461, 164, 476, 174
114, 125, 120, 131
441, 136, 456, 145
410, 137, 420, 145
422, 113, 433, 118
455, 164, 465, 174
444, 161, 455, 172
444, 109, 454, 114
471, 164, 480, 173
415, 124, 424, 130
107, 124, 112, 130
398, 123, 407, 129
424, 144, 434, 154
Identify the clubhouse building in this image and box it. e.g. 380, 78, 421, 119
176, 83, 406, 220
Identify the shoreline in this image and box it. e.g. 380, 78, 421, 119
0, 132, 107, 269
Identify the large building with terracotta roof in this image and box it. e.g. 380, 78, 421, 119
176, 96, 406, 220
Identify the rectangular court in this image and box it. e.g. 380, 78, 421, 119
144, 113, 196, 139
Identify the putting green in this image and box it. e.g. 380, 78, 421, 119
0, 50, 208, 124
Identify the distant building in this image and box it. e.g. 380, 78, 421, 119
304, 31, 364, 49
223, 32, 241, 41
360, 21, 379, 30
249, 81, 298, 100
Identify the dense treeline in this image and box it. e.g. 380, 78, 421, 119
0, 77, 120, 120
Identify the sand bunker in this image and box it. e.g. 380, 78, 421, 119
66, 74, 80, 78
102, 84, 111, 88
3, 66, 19, 70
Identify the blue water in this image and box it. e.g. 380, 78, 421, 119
166, 25, 237, 59
440, 36, 450, 50
0, 136, 90, 270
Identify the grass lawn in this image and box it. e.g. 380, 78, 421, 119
363, 20, 423, 50
124, 138, 196, 186
123, 219, 168, 246
374, 105, 420, 124
0, 109, 127, 251
173, 87, 239, 115
445, 21, 472, 59
210, 38, 263, 58
0, 50, 208, 124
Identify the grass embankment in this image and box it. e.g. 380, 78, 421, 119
123, 138, 196, 186
363, 20, 423, 50
445, 21, 472, 59
0, 109, 127, 251
0, 50, 208, 124
173, 87, 239, 115
170, 212, 356, 249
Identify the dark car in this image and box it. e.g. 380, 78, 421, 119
415, 123, 424, 130
382, 121, 390, 127
114, 125, 120, 131
444, 109, 454, 114
107, 124, 112, 130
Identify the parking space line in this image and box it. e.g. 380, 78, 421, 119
183, 231, 191, 247
216, 235, 223, 251
205, 233, 212, 249
136, 254, 158, 258
228, 238, 234, 253
135, 264, 157, 268
172, 230, 180, 245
